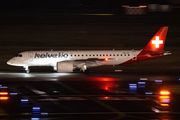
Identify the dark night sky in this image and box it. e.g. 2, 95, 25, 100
0, 0, 169, 12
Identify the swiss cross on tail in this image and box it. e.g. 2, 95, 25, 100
152, 36, 163, 48
142, 26, 168, 52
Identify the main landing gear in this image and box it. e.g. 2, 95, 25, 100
81, 65, 89, 74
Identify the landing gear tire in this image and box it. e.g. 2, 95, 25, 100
26, 70, 30, 73
84, 69, 89, 74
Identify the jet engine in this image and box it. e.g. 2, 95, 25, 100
57, 62, 74, 72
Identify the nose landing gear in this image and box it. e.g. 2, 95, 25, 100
24, 66, 30, 73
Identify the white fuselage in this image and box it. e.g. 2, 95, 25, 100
7, 50, 141, 68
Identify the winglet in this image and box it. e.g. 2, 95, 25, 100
142, 26, 168, 52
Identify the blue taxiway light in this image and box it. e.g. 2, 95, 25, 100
41, 112, 48, 115
31, 118, 39, 120
21, 99, 29, 103
129, 84, 137, 93
155, 80, 162, 82
21, 99, 28, 102
145, 92, 153, 95
0, 86, 8, 88
10, 93, 18, 95
33, 107, 40, 111
129, 84, 136, 86
138, 82, 145, 88
138, 82, 145, 84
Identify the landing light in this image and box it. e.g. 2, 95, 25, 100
159, 96, 170, 99
104, 58, 109, 61
161, 104, 169, 106
160, 90, 170, 95
105, 87, 109, 90
104, 96, 109, 99
0, 92, 8, 95
0, 97, 9, 100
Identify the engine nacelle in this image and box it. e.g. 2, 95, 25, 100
57, 62, 74, 73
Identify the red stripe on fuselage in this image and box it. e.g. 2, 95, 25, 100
122, 51, 164, 64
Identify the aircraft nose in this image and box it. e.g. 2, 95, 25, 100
7, 59, 13, 65
7, 60, 11, 65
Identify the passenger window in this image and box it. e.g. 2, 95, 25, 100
110, 54, 111, 56
106, 54, 108, 56
82, 55, 84, 56
103, 54, 105, 56
89, 54, 91, 56
93, 55, 95, 56
113, 54, 115, 56
78, 55, 80, 56
96, 54, 98, 56
100, 54, 101, 56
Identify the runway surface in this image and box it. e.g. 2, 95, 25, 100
0, 72, 179, 120
0, 71, 179, 81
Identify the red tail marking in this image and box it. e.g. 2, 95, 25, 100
122, 26, 169, 64
142, 26, 168, 52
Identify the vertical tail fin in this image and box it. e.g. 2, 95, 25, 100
142, 26, 168, 52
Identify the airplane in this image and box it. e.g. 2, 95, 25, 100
7, 26, 171, 73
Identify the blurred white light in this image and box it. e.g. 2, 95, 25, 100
152, 107, 160, 113
53, 91, 60, 93
49, 78, 57, 81
140, 78, 147, 80
115, 70, 122, 72
24, 73, 33, 78
162, 98, 170, 103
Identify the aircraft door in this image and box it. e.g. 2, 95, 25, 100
28, 52, 34, 62
132, 50, 137, 60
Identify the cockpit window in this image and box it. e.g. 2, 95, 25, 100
16, 54, 22, 57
